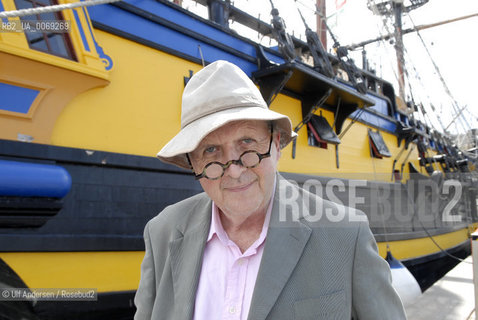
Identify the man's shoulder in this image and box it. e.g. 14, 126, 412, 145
147, 192, 211, 232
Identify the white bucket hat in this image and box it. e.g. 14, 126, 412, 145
157, 60, 296, 169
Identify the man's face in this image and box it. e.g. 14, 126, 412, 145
189, 120, 281, 219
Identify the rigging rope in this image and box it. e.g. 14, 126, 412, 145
407, 14, 472, 134
404, 178, 473, 265
405, 25, 460, 133
401, 44, 446, 133
367, 4, 432, 132
365, 2, 469, 139
0, 0, 122, 18
418, 217, 472, 265
366, 6, 466, 138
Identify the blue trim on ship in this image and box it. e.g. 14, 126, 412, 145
125, 0, 276, 67
352, 108, 397, 132
82, 5, 113, 70
88, 0, 398, 133
87, 0, 280, 75
0, 160, 72, 198
0, 82, 39, 114
73, 9, 91, 52
368, 93, 390, 115
0, 1, 7, 23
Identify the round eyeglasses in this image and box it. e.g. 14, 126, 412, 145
188, 129, 273, 180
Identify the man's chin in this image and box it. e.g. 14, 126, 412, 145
222, 200, 262, 217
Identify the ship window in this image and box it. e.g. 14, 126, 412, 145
369, 129, 391, 158
14, 0, 77, 61
307, 114, 341, 149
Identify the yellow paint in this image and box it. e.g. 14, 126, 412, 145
0, 77, 50, 119
0, 0, 111, 143
1, 226, 473, 292
47, 27, 424, 181
0, 42, 109, 80
0, 51, 108, 143
0, 0, 474, 300
0, 1, 28, 48
377, 227, 471, 260
0, 0, 109, 79
64, 2, 112, 70
0, 2, 443, 181
0, 251, 144, 292
47, 25, 430, 181
52, 30, 203, 157
275, 102, 422, 181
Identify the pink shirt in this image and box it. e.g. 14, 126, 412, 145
193, 194, 274, 320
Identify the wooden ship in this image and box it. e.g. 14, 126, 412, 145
0, 0, 476, 318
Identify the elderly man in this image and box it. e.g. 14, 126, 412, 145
134, 60, 406, 320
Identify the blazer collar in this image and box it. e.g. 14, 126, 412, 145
247, 174, 312, 320
169, 193, 212, 320
168, 175, 311, 320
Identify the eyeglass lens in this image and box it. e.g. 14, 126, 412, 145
204, 151, 260, 179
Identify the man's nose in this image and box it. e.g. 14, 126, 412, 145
223, 149, 246, 179
224, 160, 246, 179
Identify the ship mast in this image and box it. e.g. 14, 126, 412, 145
367, 0, 429, 100
346, 13, 478, 51
316, 0, 327, 49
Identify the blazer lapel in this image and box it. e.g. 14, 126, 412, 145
247, 176, 312, 320
169, 195, 212, 320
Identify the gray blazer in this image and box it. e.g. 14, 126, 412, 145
134, 175, 406, 320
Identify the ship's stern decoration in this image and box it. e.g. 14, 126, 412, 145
0, 0, 112, 144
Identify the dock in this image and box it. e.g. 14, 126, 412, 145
405, 256, 475, 320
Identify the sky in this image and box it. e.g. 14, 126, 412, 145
182, 0, 478, 136
325, 0, 478, 136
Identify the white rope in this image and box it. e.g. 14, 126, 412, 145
0, 0, 122, 18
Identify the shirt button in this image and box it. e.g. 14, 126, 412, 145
237, 259, 244, 265
228, 306, 237, 314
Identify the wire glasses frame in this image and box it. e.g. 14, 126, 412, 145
187, 127, 274, 180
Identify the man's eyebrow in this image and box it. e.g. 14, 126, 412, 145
234, 135, 259, 143
237, 134, 254, 140
198, 130, 264, 148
